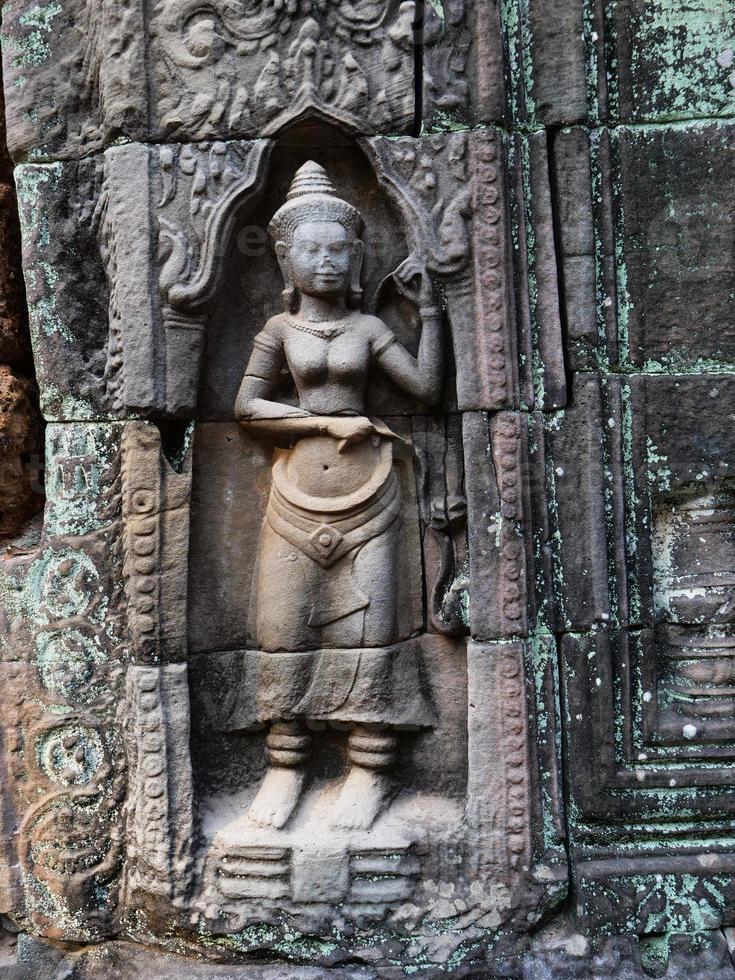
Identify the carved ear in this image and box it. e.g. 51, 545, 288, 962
274, 240, 290, 274
349, 240, 364, 308
275, 240, 297, 312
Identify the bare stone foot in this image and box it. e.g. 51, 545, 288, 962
331, 766, 394, 830
248, 766, 307, 829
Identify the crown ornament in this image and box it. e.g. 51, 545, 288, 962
268, 161, 363, 244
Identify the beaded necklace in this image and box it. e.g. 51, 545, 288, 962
283, 312, 352, 340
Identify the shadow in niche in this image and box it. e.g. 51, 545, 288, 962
155, 419, 193, 474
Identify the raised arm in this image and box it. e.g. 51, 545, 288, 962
373, 306, 443, 404
372, 259, 444, 405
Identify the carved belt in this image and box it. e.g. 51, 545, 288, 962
266, 468, 400, 568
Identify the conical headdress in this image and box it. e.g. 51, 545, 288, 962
268, 161, 363, 244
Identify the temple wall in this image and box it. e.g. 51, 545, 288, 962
0, 1, 732, 976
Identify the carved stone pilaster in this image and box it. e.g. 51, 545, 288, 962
124, 664, 195, 904
121, 422, 193, 663
462, 411, 534, 640
120, 422, 196, 905
466, 641, 532, 879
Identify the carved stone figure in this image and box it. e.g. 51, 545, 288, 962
0, 0, 733, 975
234, 161, 443, 829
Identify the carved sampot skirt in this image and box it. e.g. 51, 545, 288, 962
243, 431, 434, 728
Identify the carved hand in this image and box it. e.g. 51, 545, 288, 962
392, 255, 435, 308
325, 416, 377, 452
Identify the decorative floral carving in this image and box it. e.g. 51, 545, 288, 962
151, 0, 416, 139
365, 130, 512, 409
17, 709, 125, 940
156, 140, 271, 311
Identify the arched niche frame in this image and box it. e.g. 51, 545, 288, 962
104, 137, 273, 418
360, 131, 514, 412
107, 111, 514, 419
154, 138, 274, 417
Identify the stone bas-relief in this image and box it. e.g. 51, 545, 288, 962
1, 0, 505, 162
178, 154, 559, 944
232, 162, 442, 832
0, 0, 734, 976
7, 110, 562, 961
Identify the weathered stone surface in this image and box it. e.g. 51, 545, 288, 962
462, 411, 534, 639
0, 59, 37, 533
188, 420, 423, 654
0, 0, 147, 162
616, 122, 735, 371
552, 121, 735, 372
0, 152, 555, 961
0, 184, 29, 366
4, 0, 732, 164
0, 0, 733, 972
507, 131, 567, 410
611, 0, 735, 123
15, 158, 110, 419
1, 0, 419, 162
0, 422, 127, 939
1, 927, 734, 978
510, 0, 735, 127
545, 373, 735, 631
0, 366, 41, 537
422, 0, 506, 131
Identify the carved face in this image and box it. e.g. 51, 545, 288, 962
288, 221, 355, 299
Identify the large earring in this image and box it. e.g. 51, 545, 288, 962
282, 286, 298, 312
275, 240, 298, 312
348, 240, 365, 309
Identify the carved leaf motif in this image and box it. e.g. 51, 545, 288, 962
155, 141, 271, 313
158, 219, 193, 300
149, 0, 416, 137
365, 134, 476, 277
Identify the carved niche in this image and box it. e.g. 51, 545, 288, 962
652, 482, 735, 741
92, 117, 567, 957
549, 373, 735, 935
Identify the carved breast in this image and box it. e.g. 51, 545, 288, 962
284, 329, 371, 395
